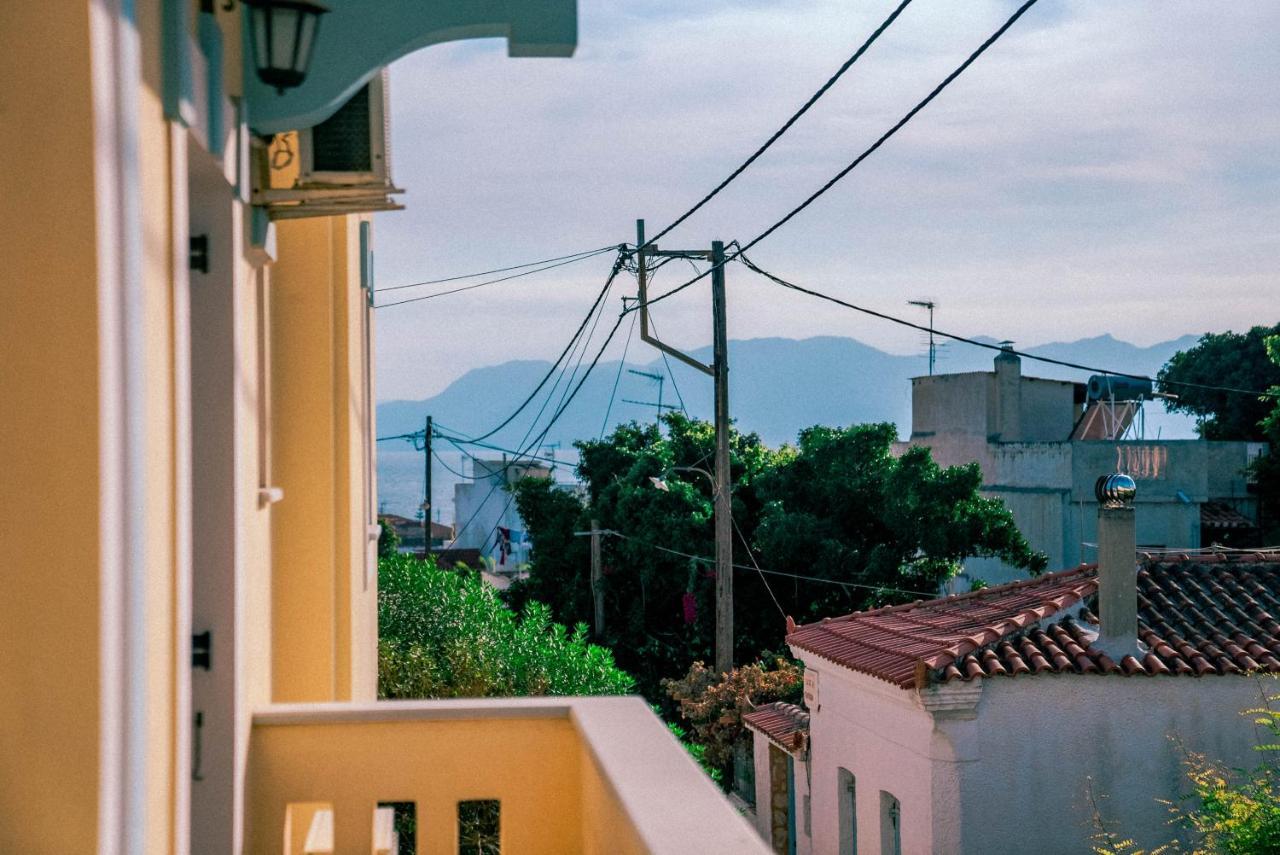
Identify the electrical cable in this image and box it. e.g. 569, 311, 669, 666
450, 250, 629, 444
601, 309, 639, 439
642, 0, 916, 249
737, 253, 1278, 400
731, 514, 787, 619
374, 245, 618, 297
605, 529, 939, 599
450, 309, 630, 551
634, 0, 1043, 313
437, 433, 566, 468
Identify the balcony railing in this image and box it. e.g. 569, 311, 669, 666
248, 696, 769, 854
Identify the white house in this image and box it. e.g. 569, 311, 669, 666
749, 479, 1280, 855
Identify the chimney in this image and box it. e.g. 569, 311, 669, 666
993, 346, 1022, 442
1094, 473, 1139, 660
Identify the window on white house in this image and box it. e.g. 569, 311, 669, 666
880, 791, 901, 855
837, 768, 856, 854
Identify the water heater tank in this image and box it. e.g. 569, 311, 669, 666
1086, 375, 1153, 402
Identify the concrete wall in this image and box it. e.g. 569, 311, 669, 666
910, 374, 992, 439
909, 358, 1078, 444
951, 674, 1274, 855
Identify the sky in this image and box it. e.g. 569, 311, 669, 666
372, 0, 1280, 402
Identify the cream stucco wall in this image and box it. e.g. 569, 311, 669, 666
270, 215, 378, 705
797, 651, 1276, 855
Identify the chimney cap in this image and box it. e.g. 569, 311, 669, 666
1095, 473, 1137, 507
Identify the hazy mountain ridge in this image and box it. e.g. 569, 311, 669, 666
377, 333, 1202, 450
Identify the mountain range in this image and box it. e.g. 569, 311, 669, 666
376, 333, 1203, 452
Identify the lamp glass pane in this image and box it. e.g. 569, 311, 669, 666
294, 13, 318, 73
252, 7, 270, 69
270, 7, 300, 72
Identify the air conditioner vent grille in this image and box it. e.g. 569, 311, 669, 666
311, 84, 373, 173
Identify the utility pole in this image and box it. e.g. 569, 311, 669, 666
422, 414, 433, 554
635, 219, 734, 674
590, 518, 604, 636
710, 240, 732, 676
573, 521, 608, 637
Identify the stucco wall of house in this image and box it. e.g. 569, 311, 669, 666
793, 654, 958, 855
948, 673, 1273, 855
796, 650, 1276, 855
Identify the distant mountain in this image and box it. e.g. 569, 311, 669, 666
376, 333, 1202, 451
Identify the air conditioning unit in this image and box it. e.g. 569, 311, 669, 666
299, 71, 391, 186
254, 69, 404, 220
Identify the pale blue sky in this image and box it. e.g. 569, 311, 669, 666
372, 0, 1279, 401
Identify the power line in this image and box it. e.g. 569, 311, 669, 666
736, 253, 1278, 400
601, 310, 639, 438
374, 244, 618, 294
451, 309, 630, 551
451, 250, 628, 444
438, 433, 567, 468
374, 246, 620, 308
604, 529, 939, 599
642, 0, 916, 249
634, 0, 1043, 313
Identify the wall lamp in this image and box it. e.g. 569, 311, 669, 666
243, 0, 330, 94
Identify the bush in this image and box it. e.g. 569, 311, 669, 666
1092, 679, 1280, 855
378, 553, 634, 699
663, 657, 804, 784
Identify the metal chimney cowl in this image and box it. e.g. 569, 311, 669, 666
1094, 473, 1142, 660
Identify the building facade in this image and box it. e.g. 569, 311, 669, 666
759, 486, 1280, 854
897, 350, 1263, 587
0, 3, 765, 853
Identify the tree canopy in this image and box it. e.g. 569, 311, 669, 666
1156, 324, 1280, 441
508, 414, 1045, 697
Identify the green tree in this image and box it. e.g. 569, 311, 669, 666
1255, 335, 1280, 542
1156, 325, 1280, 441
508, 414, 1044, 699
377, 516, 401, 558
378, 553, 633, 699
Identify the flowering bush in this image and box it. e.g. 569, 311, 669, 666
662, 657, 804, 782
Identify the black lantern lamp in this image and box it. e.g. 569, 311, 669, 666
244, 0, 330, 94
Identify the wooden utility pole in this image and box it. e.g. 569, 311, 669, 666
590, 518, 604, 636
422, 414, 433, 552
710, 240, 732, 675
635, 220, 734, 673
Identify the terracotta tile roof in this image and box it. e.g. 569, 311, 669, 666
787, 553, 1280, 689
1201, 501, 1257, 530
742, 702, 809, 753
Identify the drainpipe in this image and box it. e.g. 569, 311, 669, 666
1094, 473, 1139, 659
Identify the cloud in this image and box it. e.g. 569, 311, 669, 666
373, 0, 1280, 400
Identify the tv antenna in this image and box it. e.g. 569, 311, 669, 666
908, 299, 938, 375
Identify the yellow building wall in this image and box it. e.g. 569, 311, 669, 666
0, 4, 105, 851
270, 215, 378, 704
0, 2, 186, 852
247, 717, 585, 854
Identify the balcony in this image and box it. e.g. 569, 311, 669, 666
248, 696, 768, 854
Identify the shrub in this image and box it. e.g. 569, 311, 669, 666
663, 657, 804, 784
378, 553, 634, 699
1092, 679, 1280, 855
